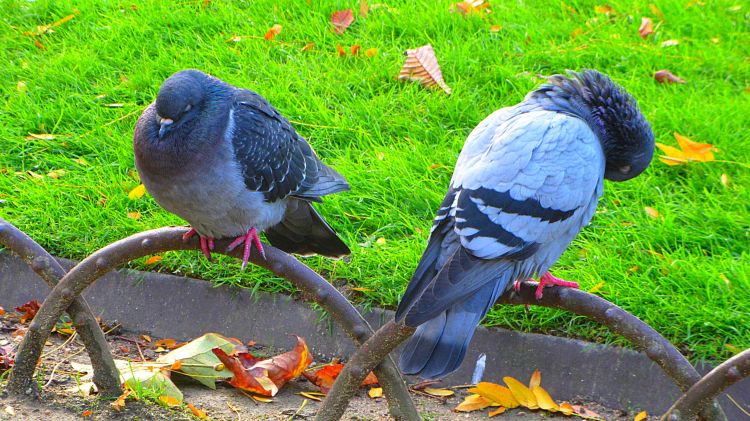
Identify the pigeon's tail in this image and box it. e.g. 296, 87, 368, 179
265, 198, 350, 258
399, 274, 510, 379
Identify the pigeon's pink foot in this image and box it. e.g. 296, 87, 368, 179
535, 272, 579, 300
512, 280, 522, 292
182, 228, 215, 260
226, 227, 265, 271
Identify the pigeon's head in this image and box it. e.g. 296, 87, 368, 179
531, 70, 655, 182
154, 70, 207, 139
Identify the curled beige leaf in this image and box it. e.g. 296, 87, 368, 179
398, 44, 452, 94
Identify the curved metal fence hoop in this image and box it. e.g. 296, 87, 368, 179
5, 226, 418, 420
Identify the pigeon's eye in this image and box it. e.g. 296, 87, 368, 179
184, 104, 192, 113
619, 164, 631, 174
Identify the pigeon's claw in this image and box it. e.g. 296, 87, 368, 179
183, 227, 214, 261
227, 227, 265, 271
535, 272, 579, 300
512, 280, 522, 292
182, 228, 197, 242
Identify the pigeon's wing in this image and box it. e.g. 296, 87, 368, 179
399, 110, 605, 325
230, 90, 349, 202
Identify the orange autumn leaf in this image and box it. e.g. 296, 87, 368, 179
531, 386, 559, 412
302, 362, 378, 394
154, 338, 180, 349
638, 17, 654, 38
145, 255, 163, 265
187, 403, 207, 419
337, 44, 346, 56
654, 69, 686, 84
81, 410, 92, 417
213, 336, 312, 396
454, 394, 493, 412
264, 24, 282, 40
398, 44, 452, 94
331, 10, 354, 35
15, 300, 41, 324
559, 402, 575, 415
488, 406, 507, 417
655, 133, 716, 166
127, 211, 141, 220
529, 369, 541, 388
301, 43, 314, 52
0, 306, 5, 316
351, 44, 361, 55
644, 206, 660, 219
504, 376, 538, 409
159, 395, 180, 407
34, 39, 46, 50
364, 48, 378, 57
490, 24, 502, 32
469, 382, 519, 408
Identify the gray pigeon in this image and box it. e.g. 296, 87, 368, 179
395, 70, 654, 379
134, 70, 350, 268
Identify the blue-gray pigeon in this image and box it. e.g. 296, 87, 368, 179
134, 70, 350, 269
395, 70, 654, 379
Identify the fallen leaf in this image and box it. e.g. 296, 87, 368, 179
375, 237, 386, 245
654, 69, 686, 84
35, 39, 46, 50
365, 48, 378, 57
661, 39, 679, 47
127, 211, 141, 220
360, 0, 369, 17
368, 387, 383, 398
488, 406, 507, 417
398, 44, 452, 94
721, 173, 729, 187
572, 27, 584, 39
213, 336, 313, 396
74, 157, 89, 166
532, 386, 559, 412
634, 410, 648, 421
559, 402, 575, 415
423, 387, 454, 397
158, 333, 239, 389
129, 184, 146, 199
452, 0, 491, 16
337, 44, 346, 56
331, 10, 354, 34
351, 44, 361, 55
301, 43, 314, 51
589, 280, 605, 293
454, 394, 493, 412
0, 306, 4, 316
187, 403, 207, 419
47, 169, 66, 179
264, 24, 282, 40
299, 391, 324, 401
82, 410, 93, 417
638, 17, 653, 38
154, 338, 179, 349
351, 287, 372, 292
649, 3, 664, 17
571, 404, 602, 418
110, 390, 131, 411
0, 345, 14, 371
644, 207, 660, 219
469, 382, 519, 408
145, 255, 163, 265
594, 5, 615, 15
303, 362, 378, 394
142, 335, 152, 342
504, 376, 538, 409
16, 300, 41, 324
27, 133, 57, 140
249, 393, 273, 402
159, 395, 181, 407
490, 24, 502, 32
16, 81, 27, 92
4, 406, 15, 416
655, 133, 716, 165
529, 369, 541, 388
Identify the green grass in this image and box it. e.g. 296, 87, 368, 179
0, 0, 747, 363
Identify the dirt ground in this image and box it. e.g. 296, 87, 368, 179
0, 313, 647, 420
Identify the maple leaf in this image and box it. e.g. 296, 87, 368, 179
654, 69, 686, 84
638, 17, 654, 38
15, 299, 41, 324
655, 133, 716, 165
302, 362, 378, 394
398, 44, 452, 94
264, 24, 282, 41
213, 336, 312, 396
331, 10, 354, 35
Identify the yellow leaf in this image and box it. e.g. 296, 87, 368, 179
488, 406, 507, 417
249, 394, 272, 403
490, 25, 502, 32
145, 255, 163, 265
47, 169, 66, 179
17, 81, 27, 92
127, 211, 142, 220
644, 207, 659, 219
141, 335, 152, 343
423, 387, 454, 397
504, 376, 538, 409
674, 133, 716, 162
572, 27, 583, 39
129, 184, 146, 199
529, 369, 541, 388
398, 44, 452, 94
187, 403, 207, 419
531, 386, 559, 412
469, 382, 519, 408
589, 281, 605, 293
73, 157, 89, 166
159, 395, 180, 407
264, 24, 282, 40
375, 237, 387, 245
634, 410, 648, 421
594, 5, 615, 14
365, 48, 378, 57
559, 402, 574, 415
454, 394, 492, 412
299, 392, 323, 401
351, 287, 372, 292
368, 387, 383, 398
27, 133, 56, 140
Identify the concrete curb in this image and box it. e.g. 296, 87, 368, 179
0, 252, 746, 418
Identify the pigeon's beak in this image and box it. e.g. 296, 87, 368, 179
158, 118, 174, 139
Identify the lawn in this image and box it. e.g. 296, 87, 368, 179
0, 0, 747, 363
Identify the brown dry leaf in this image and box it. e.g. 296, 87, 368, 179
187, 403, 207, 419
638, 17, 653, 38
398, 44, 452, 94
368, 387, 383, 398
351, 44, 361, 55
571, 404, 602, 418
301, 43, 314, 52
469, 382, 519, 408
504, 376, 538, 409
594, 5, 615, 15
331, 10, 354, 35
488, 406, 507, 417
360, 0, 369, 17
127, 211, 142, 220
531, 386, 559, 412
654, 70, 686, 84
572, 27, 584, 39
634, 410, 648, 421
644, 207, 660, 219
111, 390, 131, 411
452, 0, 491, 16
454, 394, 493, 412
128, 184, 146, 200
423, 387, 454, 397
529, 369, 541, 388
16, 300, 41, 324
264, 24, 282, 41
145, 255, 163, 265
337, 44, 346, 56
